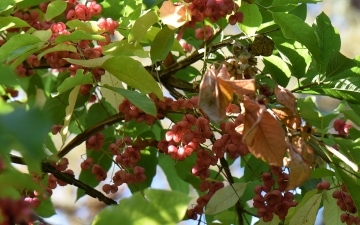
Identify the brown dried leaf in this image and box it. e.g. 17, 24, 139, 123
223, 79, 256, 97
287, 145, 312, 190
292, 137, 314, 165
249, 35, 274, 56
271, 107, 301, 130
159, 1, 191, 29
198, 67, 233, 122
240, 96, 287, 166
275, 85, 297, 114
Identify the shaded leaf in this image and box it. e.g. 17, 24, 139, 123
102, 56, 163, 99
55, 30, 106, 43
93, 189, 191, 225
263, 55, 292, 87
310, 168, 335, 179
313, 12, 341, 73
102, 84, 156, 116
239, 96, 287, 166
102, 40, 148, 58
289, 192, 321, 225
323, 189, 343, 225
205, 183, 247, 215
158, 1, 190, 29
38, 43, 78, 60
55, 69, 93, 95
326, 52, 357, 79
150, 26, 175, 63
0, 34, 41, 63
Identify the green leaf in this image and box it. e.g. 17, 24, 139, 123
102, 40, 148, 58
0, 170, 41, 192
55, 30, 106, 43
289, 192, 321, 225
341, 109, 360, 128
17, 0, 48, 10
0, 108, 51, 173
102, 85, 156, 116
45, 0, 67, 21
102, 56, 163, 99
310, 77, 360, 104
262, 55, 291, 87
38, 43, 78, 60
323, 189, 343, 225
150, 26, 175, 63
214, 211, 238, 225
0, 0, 23, 13
66, 20, 103, 34
256, 215, 282, 225
334, 160, 360, 218
285, 189, 319, 224
6, 43, 41, 64
325, 52, 357, 79
272, 0, 321, 7
35, 196, 56, 218
64, 55, 113, 68
273, 37, 312, 79
243, 155, 269, 182
205, 183, 247, 215
128, 10, 158, 43
31, 30, 52, 42
59, 86, 80, 143
238, 3, 262, 36
272, 12, 321, 64
0, 34, 41, 63
92, 189, 191, 225
297, 96, 338, 131
313, 12, 341, 73
158, 154, 189, 194
310, 168, 335, 179
332, 138, 360, 165
56, 70, 93, 95
0, 16, 30, 31
100, 72, 124, 111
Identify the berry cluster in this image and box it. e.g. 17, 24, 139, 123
333, 119, 352, 136
184, 0, 243, 26
187, 181, 224, 219
47, 158, 74, 189
252, 167, 298, 222
0, 198, 35, 224
86, 133, 105, 151
66, 1, 102, 21
332, 184, 359, 224
212, 114, 249, 159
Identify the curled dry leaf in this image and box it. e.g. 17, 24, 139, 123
238, 96, 287, 166
271, 107, 301, 130
287, 140, 313, 190
275, 85, 297, 114
198, 66, 233, 122
225, 79, 256, 97
159, 1, 191, 30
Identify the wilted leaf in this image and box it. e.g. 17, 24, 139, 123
159, 1, 190, 30
239, 96, 287, 166
287, 142, 312, 190
198, 66, 233, 123
249, 34, 274, 56
205, 183, 247, 215
224, 79, 256, 97
272, 107, 301, 130
275, 85, 296, 114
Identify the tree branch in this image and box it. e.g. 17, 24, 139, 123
9, 155, 117, 205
